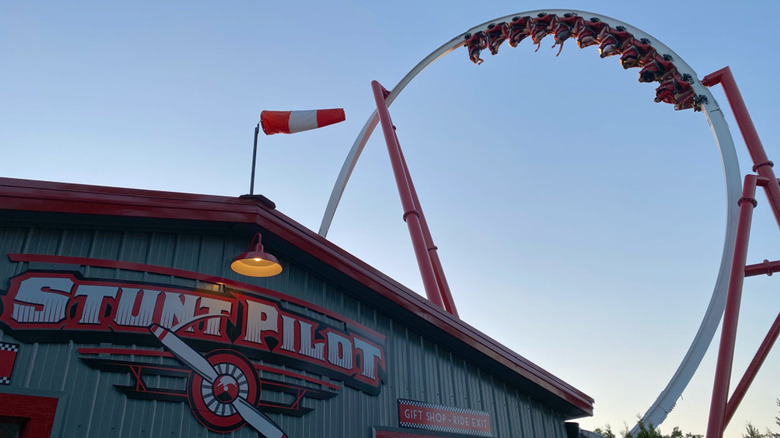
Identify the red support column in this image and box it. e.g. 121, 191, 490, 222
705, 174, 758, 438
702, 67, 780, 227
703, 69, 780, 436
371, 80, 445, 310
395, 136, 459, 317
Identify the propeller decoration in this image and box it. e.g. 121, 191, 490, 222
150, 324, 287, 438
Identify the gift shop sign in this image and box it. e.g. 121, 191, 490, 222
398, 399, 492, 436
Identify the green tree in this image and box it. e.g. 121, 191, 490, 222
593, 425, 616, 438
776, 399, 780, 428
624, 421, 663, 438
592, 421, 701, 438
744, 423, 764, 438
740, 399, 780, 438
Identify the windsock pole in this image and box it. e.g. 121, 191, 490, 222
250, 123, 260, 195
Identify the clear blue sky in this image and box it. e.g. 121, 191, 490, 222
2, 1, 779, 436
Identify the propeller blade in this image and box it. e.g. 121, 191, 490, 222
149, 324, 218, 383
233, 397, 286, 438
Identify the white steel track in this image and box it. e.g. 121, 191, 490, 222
318, 10, 741, 432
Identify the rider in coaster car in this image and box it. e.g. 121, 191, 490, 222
620, 38, 656, 69
464, 31, 487, 65
599, 25, 633, 58
655, 73, 692, 106
530, 13, 556, 52
639, 54, 676, 83
577, 17, 607, 48
551, 13, 581, 56
507, 16, 532, 48
486, 22, 509, 55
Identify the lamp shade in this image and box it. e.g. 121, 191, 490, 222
230, 233, 282, 277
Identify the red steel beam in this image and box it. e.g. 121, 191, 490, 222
395, 132, 458, 316
705, 174, 758, 438
744, 259, 780, 278
371, 80, 444, 310
702, 67, 780, 228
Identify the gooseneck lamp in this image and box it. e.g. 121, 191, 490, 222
230, 232, 282, 277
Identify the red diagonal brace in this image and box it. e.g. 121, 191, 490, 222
395, 132, 458, 316
724, 311, 780, 427
130, 365, 147, 392
291, 389, 305, 410
372, 80, 445, 311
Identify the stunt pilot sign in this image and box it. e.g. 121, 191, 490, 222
0, 259, 387, 437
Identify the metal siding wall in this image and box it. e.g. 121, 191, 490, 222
0, 223, 576, 437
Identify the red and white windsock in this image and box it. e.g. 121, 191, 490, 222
260, 109, 345, 135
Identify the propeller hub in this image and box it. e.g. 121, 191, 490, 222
214, 374, 240, 403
